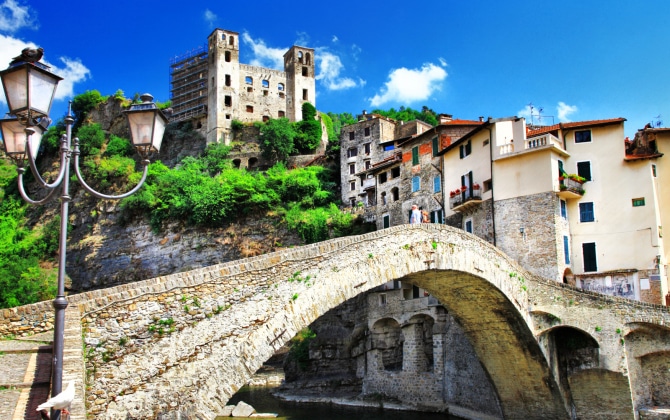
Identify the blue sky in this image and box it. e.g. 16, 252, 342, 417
1, 0, 669, 138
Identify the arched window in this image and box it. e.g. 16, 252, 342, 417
277, 83, 284, 91
306, 52, 312, 65
229, 35, 234, 46
245, 76, 253, 85
391, 187, 399, 201
262, 80, 269, 88
298, 51, 303, 63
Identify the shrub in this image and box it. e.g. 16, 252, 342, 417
104, 135, 134, 157
75, 123, 105, 156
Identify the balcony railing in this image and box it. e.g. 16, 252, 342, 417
361, 177, 376, 190
557, 176, 586, 199
498, 133, 564, 157
449, 187, 483, 211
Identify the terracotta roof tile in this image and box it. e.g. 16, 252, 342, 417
527, 118, 626, 137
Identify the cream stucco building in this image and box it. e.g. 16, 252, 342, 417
440, 117, 669, 305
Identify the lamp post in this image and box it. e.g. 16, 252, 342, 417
0, 52, 167, 420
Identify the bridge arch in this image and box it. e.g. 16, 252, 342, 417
80, 225, 571, 419
6, 225, 668, 419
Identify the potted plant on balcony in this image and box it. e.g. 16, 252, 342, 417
473, 183, 481, 190
460, 185, 467, 192
450, 190, 458, 198
567, 174, 586, 183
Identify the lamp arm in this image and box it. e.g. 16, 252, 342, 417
25, 134, 69, 189
73, 148, 150, 200
16, 168, 60, 205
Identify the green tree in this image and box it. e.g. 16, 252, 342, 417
259, 118, 296, 163
75, 123, 105, 156
71, 90, 107, 131
104, 135, 134, 157
294, 103, 322, 152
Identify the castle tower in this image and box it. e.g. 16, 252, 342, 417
207, 28, 240, 144
284, 46, 316, 122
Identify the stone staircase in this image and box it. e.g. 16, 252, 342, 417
1, 307, 86, 420
0, 332, 53, 419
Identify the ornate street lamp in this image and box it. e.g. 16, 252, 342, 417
0, 51, 166, 420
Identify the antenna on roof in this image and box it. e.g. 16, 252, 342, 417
652, 115, 663, 128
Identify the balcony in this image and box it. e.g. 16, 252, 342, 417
557, 176, 586, 199
498, 133, 565, 158
449, 187, 483, 212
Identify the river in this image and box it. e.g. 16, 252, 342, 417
222, 386, 465, 420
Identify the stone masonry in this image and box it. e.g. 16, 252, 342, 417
1, 225, 670, 419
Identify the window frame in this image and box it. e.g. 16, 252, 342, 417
575, 130, 592, 143
582, 242, 597, 272
432, 136, 439, 157
579, 202, 595, 222
577, 161, 592, 181
563, 235, 570, 264
632, 197, 645, 207
560, 199, 568, 219
433, 175, 441, 193
412, 146, 419, 165
411, 175, 420, 192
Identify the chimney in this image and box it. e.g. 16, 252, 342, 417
438, 113, 453, 124
479, 116, 484, 122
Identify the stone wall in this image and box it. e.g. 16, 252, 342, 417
494, 192, 562, 281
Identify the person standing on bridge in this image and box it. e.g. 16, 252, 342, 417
410, 205, 422, 224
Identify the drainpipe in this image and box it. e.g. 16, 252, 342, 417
485, 121, 496, 246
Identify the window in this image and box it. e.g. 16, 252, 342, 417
229, 35, 235, 46
278, 92, 285, 99
632, 198, 645, 207
246, 86, 253, 93
224, 96, 232, 107
347, 147, 358, 158
379, 294, 387, 306
575, 130, 592, 143
412, 176, 420, 192
464, 218, 473, 233
225, 74, 231, 86
365, 127, 370, 137
560, 199, 567, 219
384, 144, 395, 151
391, 167, 400, 178
459, 140, 472, 158
349, 131, 355, 140
278, 110, 285, 118
432, 136, 439, 156
350, 181, 356, 191
579, 202, 594, 222
350, 198, 356, 207
412, 146, 419, 165
379, 173, 387, 184
225, 114, 231, 120
483, 179, 492, 192
433, 176, 441, 193
225, 51, 231, 62
383, 214, 390, 228
349, 164, 355, 175
262, 80, 269, 88
652, 164, 657, 177
364, 143, 371, 155
245, 76, 253, 85
381, 192, 387, 205
391, 187, 399, 201
263, 90, 268, 96
302, 67, 308, 76
278, 83, 284, 91
246, 105, 254, 113
577, 161, 592, 181
582, 242, 597, 272
262, 116, 269, 122
563, 236, 570, 264
430, 210, 443, 224
302, 89, 308, 100
365, 160, 371, 170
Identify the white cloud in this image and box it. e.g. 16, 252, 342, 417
0, 35, 90, 107
203, 9, 217, 29
316, 50, 361, 91
557, 101, 578, 122
242, 32, 286, 70
369, 63, 447, 107
0, 0, 35, 33
517, 104, 532, 120
332, 35, 339, 43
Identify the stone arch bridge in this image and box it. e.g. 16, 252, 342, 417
2, 225, 670, 419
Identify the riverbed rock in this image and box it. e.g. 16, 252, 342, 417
220, 405, 235, 416
231, 401, 256, 417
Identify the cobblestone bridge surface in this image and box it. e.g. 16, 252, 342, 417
1, 224, 669, 419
